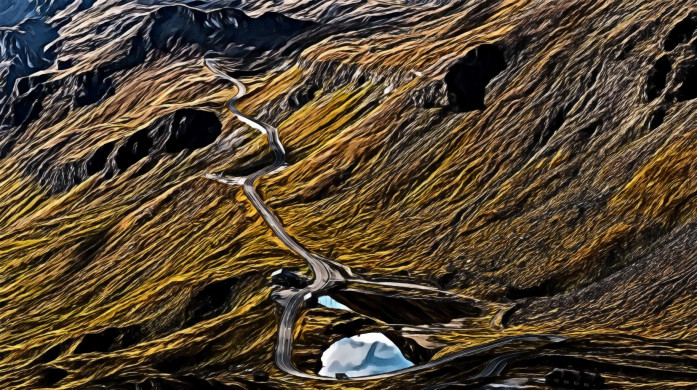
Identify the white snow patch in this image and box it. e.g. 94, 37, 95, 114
319, 333, 413, 377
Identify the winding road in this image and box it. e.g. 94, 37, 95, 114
203, 58, 565, 382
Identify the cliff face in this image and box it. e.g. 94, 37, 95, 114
0, 0, 696, 389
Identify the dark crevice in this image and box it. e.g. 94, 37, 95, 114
578, 121, 600, 139
74, 325, 142, 354
505, 278, 560, 300
34, 345, 62, 365
149, 7, 314, 54
533, 109, 565, 148
184, 277, 239, 327
329, 318, 377, 336
674, 61, 697, 102
646, 56, 672, 102
387, 332, 437, 365
129, 157, 159, 178
498, 304, 520, 328
583, 64, 602, 90
163, 109, 222, 153
435, 271, 457, 289
61, 233, 109, 278
85, 141, 115, 176
443, 44, 507, 112
56, 59, 73, 70
33, 340, 72, 364
0, 84, 47, 133
23, 107, 223, 193
37, 368, 68, 387
114, 129, 153, 172
73, 69, 115, 108
287, 83, 320, 109
648, 108, 666, 130
664, 13, 697, 51
333, 290, 482, 325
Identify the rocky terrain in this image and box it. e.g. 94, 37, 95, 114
1, 0, 697, 389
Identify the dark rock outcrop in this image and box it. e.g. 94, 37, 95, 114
443, 44, 507, 112
664, 12, 697, 51
147, 6, 315, 54
36, 367, 68, 387
0, 19, 59, 94
24, 108, 222, 193
648, 108, 666, 130
0, 83, 49, 158
56, 59, 72, 70
163, 109, 222, 153
4, 84, 46, 127
286, 83, 320, 109
74, 325, 142, 354
73, 69, 115, 108
333, 289, 483, 325
85, 141, 115, 176
0, 0, 82, 27
184, 277, 239, 327
33, 339, 72, 364
113, 128, 153, 173
646, 56, 672, 101
112, 108, 222, 173
673, 60, 697, 102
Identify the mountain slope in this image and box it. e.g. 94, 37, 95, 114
0, 0, 696, 389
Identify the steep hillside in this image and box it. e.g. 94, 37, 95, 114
0, 0, 696, 389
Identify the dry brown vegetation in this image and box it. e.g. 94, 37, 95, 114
1, 0, 697, 388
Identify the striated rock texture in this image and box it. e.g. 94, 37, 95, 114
1, 0, 697, 389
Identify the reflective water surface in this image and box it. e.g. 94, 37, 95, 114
317, 295, 351, 310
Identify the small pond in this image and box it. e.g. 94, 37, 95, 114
317, 295, 351, 310
318, 332, 414, 378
